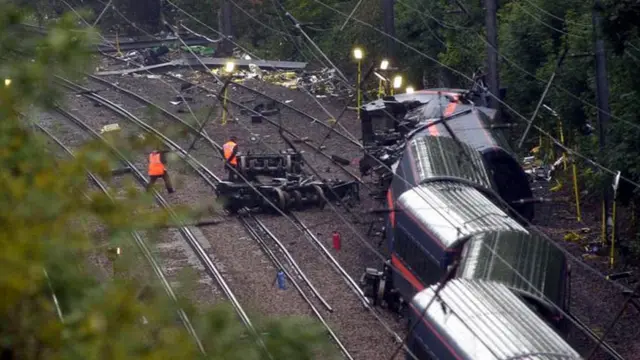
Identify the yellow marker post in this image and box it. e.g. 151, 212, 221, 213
222, 88, 229, 126
221, 61, 235, 126
610, 171, 621, 269
115, 29, 122, 57
353, 48, 364, 120
571, 154, 582, 222
610, 200, 617, 269
558, 120, 567, 170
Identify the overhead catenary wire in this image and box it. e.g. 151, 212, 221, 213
55, 2, 636, 358
154, 0, 640, 301
136, 0, 640, 317
59, 0, 218, 144
150, 37, 621, 357
238, 6, 640, 355
165, 0, 362, 144
63, 75, 401, 359
169, 4, 632, 358
309, 0, 640, 141
308, 0, 640, 209
519, 0, 593, 29
388, 260, 460, 360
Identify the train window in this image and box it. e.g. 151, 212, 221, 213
395, 227, 442, 285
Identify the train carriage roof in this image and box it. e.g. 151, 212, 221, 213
410, 103, 512, 153
411, 279, 581, 360
396, 182, 526, 249
456, 231, 567, 313
405, 135, 493, 189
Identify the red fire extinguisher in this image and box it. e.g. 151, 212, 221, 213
332, 231, 341, 251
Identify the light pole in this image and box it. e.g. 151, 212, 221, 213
378, 59, 389, 98
353, 48, 364, 120
222, 61, 235, 125
392, 75, 403, 96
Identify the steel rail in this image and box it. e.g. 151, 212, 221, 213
56, 76, 348, 334
290, 213, 370, 307
251, 216, 332, 311
57, 75, 408, 354
86, 73, 365, 186
33, 122, 206, 354
70, 75, 369, 311
76, 75, 376, 312
59, 75, 335, 313
240, 215, 354, 360
566, 313, 625, 360
50, 104, 267, 355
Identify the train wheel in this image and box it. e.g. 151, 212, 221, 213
292, 190, 303, 210
313, 185, 326, 210
285, 154, 292, 174
272, 187, 288, 212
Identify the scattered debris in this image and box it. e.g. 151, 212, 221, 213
100, 123, 121, 133
564, 231, 583, 243
523, 154, 566, 182
294, 68, 353, 97
181, 45, 215, 57
144, 46, 170, 65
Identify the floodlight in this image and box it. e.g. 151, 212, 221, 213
393, 75, 403, 89
353, 48, 363, 60
406, 86, 414, 94
380, 59, 389, 70
224, 61, 235, 73
4, 79, 11, 86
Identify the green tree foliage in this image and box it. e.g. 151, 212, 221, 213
1, 3, 334, 359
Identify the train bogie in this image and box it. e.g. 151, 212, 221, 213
236, 152, 303, 180
216, 178, 359, 214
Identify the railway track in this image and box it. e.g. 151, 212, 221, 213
33, 121, 206, 354
99, 51, 361, 147
37, 104, 270, 355
86, 74, 366, 185
58, 74, 408, 358
55, 76, 361, 359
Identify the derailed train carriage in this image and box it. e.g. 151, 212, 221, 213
408, 279, 580, 359
358, 89, 577, 359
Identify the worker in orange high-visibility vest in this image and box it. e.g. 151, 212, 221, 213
222, 136, 239, 181
146, 149, 175, 193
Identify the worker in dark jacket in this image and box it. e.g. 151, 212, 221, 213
222, 136, 239, 181
146, 149, 175, 193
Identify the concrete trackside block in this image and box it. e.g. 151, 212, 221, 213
188, 226, 211, 250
